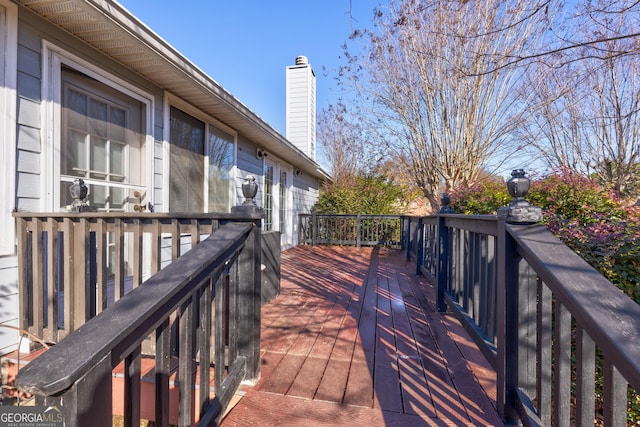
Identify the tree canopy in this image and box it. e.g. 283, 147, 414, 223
318, 0, 640, 205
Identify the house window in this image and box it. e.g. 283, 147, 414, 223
169, 107, 235, 213
169, 107, 205, 212
207, 126, 234, 212
264, 164, 274, 231
60, 69, 145, 211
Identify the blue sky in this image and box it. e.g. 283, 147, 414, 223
117, 1, 382, 135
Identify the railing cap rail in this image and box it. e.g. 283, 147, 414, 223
15, 221, 253, 396
12, 211, 263, 221
299, 213, 402, 218
508, 223, 640, 390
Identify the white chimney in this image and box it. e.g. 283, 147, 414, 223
286, 56, 316, 161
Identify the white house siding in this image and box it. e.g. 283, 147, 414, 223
0, 256, 20, 355
291, 173, 320, 246
235, 136, 265, 205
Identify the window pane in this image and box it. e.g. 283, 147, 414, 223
89, 98, 107, 137
110, 106, 126, 141
89, 184, 107, 209
67, 89, 87, 129
90, 136, 107, 179
280, 171, 287, 232
64, 129, 87, 175
264, 164, 273, 231
169, 107, 204, 212
60, 181, 73, 208
111, 141, 125, 177
109, 186, 125, 210
207, 126, 234, 212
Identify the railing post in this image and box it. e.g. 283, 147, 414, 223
496, 170, 542, 424
49, 353, 112, 427
496, 212, 519, 423
240, 215, 262, 381
415, 217, 424, 276
407, 217, 413, 261
232, 179, 263, 381
436, 215, 449, 313
356, 214, 361, 247
437, 194, 453, 313
312, 211, 318, 246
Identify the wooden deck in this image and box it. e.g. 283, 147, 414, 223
221, 246, 503, 426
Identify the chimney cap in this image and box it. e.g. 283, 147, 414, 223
295, 55, 308, 65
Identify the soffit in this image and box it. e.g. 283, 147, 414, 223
14, 0, 330, 181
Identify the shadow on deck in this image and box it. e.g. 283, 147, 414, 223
222, 245, 503, 426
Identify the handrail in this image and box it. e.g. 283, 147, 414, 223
13, 211, 260, 344
299, 213, 402, 247
505, 223, 640, 422
15, 220, 263, 426
404, 212, 640, 426
302, 210, 640, 425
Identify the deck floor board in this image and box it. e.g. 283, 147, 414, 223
221, 246, 502, 426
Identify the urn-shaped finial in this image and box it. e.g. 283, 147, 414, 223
69, 178, 88, 202
440, 193, 454, 213
241, 175, 258, 206
499, 169, 542, 224
69, 178, 92, 212
506, 169, 530, 202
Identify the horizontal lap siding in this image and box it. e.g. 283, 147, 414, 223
0, 256, 19, 355
236, 137, 265, 206
292, 173, 319, 246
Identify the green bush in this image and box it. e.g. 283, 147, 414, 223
449, 178, 511, 214
315, 174, 404, 214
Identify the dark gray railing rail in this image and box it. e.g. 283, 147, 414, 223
405, 211, 640, 426
298, 213, 402, 247
15, 216, 263, 426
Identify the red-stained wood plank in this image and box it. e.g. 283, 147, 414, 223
373, 360, 403, 412
344, 359, 374, 408
382, 253, 437, 417
356, 252, 380, 366
287, 298, 335, 356
259, 353, 306, 395
305, 302, 345, 359
314, 358, 351, 402
265, 295, 325, 353
439, 315, 503, 426
287, 356, 328, 400
252, 350, 286, 391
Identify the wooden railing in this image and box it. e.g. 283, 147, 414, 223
404, 212, 640, 426
14, 212, 263, 426
298, 213, 402, 247
14, 212, 256, 344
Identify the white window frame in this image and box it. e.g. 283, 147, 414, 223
263, 159, 276, 231
261, 158, 293, 243
42, 41, 155, 211
0, 0, 17, 255
162, 92, 237, 213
